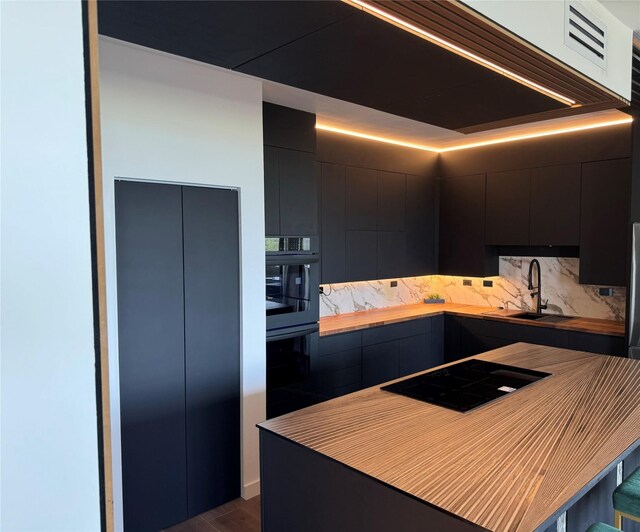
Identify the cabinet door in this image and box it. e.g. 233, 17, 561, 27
320, 163, 346, 283
362, 341, 399, 387
346, 166, 377, 230
406, 174, 437, 276
486, 168, 531, 245
530, 164, 581, 246
345, 230, 377, 282
568, 331, 625, 356
440, 174, 497, 276
377, 171, 405, 231
182, 187, 240, 516
279, 149, 318, 235
377, 231, 406, 280
580, 158, 631, 287
264, 146, 280, 236
115, 181, 188, 532
398, 334, 439, 376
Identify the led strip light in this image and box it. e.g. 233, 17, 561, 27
316, 116, 633, 153
344, 0, 577, 106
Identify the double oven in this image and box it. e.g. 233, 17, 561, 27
265, 237, 320, 419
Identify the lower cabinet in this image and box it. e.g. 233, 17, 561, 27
362, 316, 443, 388
316, 316, 445, 401
444, 315, 625, 361
314, 315, 623, 413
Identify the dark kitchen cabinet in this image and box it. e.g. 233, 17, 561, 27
378, 231, 406, 280
263, 103, 317, 236
346, 166, 378, 231
264, 146, 317, 236
316, 331, 362, 401
116, 182, 241, 531
361, 317, 442, 387
567, 331, 625, 356
406, 174, 438, 276
263, 102, 316, 154
264, 146, 280, 236
377, 171, 406, 231
485, 168, 531, 246
530, 164, 581, 246
345, 230, 377, 282
320, 163, 346, 283
362, 341, 400, 387
279, 148, 317, 235
579, 158, 631, 287
116, 182, 188, 532
439, 173, 498, 277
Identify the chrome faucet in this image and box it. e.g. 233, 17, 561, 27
527, 258, 548, 314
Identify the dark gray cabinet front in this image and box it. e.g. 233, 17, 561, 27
406, 174, 437, 276
320, 163, 346, 283
263, 102, 317, 237
279, 149, 317, 235
439, 173, 497, 277
182, 187, 240, 516
116, 181, 240, 532
530, 164, 580, 246
346, 166, 377, 231
579, 158, 631, 287
378, 231, 406, 280
377, 171, 406, 231
485, 168, 531, 246
116, 182, 188, 532
345, 230, 377, 282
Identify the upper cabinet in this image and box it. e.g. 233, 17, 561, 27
579, 158, 631, 287
530, 164, 581, 246
485, 169, 531, 246
263, 103, 317, 236
439, 173, 498, 277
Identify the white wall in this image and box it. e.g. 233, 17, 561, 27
462, 0, 632, 101
98, 39, 266, 530
0, 2, 102, 531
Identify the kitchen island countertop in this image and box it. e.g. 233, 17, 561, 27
259, 343, 640, 531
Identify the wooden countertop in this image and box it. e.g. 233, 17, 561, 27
319, 302, 625, 337
259, 344, 640, 531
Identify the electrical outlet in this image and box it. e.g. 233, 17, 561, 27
319, 286, 324, 295
483, 280, 493, 287
463, 279, 472, 286
598, 287, 613, 296
390, 280, 398, 287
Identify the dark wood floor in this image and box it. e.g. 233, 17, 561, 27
163, 496, 261, 532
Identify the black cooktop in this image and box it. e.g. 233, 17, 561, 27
381, 359, 551, 413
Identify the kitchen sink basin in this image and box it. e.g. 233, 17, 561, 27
510, 312, 574, 324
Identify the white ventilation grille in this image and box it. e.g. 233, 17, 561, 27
564, 1, 607, 70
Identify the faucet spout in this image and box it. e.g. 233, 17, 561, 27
527, 259, 545, 314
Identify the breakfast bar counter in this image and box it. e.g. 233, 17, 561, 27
258, 343, 640, 532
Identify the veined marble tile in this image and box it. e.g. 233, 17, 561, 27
319, 256, 625, 321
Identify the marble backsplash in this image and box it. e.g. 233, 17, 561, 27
319, 257, 626, 321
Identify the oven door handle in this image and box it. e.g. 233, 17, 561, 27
266, 255, 320, 266
266, 324, 320, 342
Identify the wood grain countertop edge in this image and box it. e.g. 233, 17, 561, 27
319, 303, 625, 338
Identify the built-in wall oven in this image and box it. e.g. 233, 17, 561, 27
266, 236, 319, 332
266, 324, 318, 419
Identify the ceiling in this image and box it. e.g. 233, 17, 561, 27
97, 0, 570, 132
601, 0, 640, 32
97, 0, 632, 151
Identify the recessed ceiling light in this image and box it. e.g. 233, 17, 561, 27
344, 0, 577, 106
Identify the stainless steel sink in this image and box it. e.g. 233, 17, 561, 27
510, 312, 574, 324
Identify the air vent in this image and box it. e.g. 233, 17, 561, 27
564, 1, 607, 70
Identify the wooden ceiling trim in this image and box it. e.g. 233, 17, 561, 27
421, 0, 606, 103
449, 0, 629, 105
360, 0, 626, 111
384, 1, 602, 104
